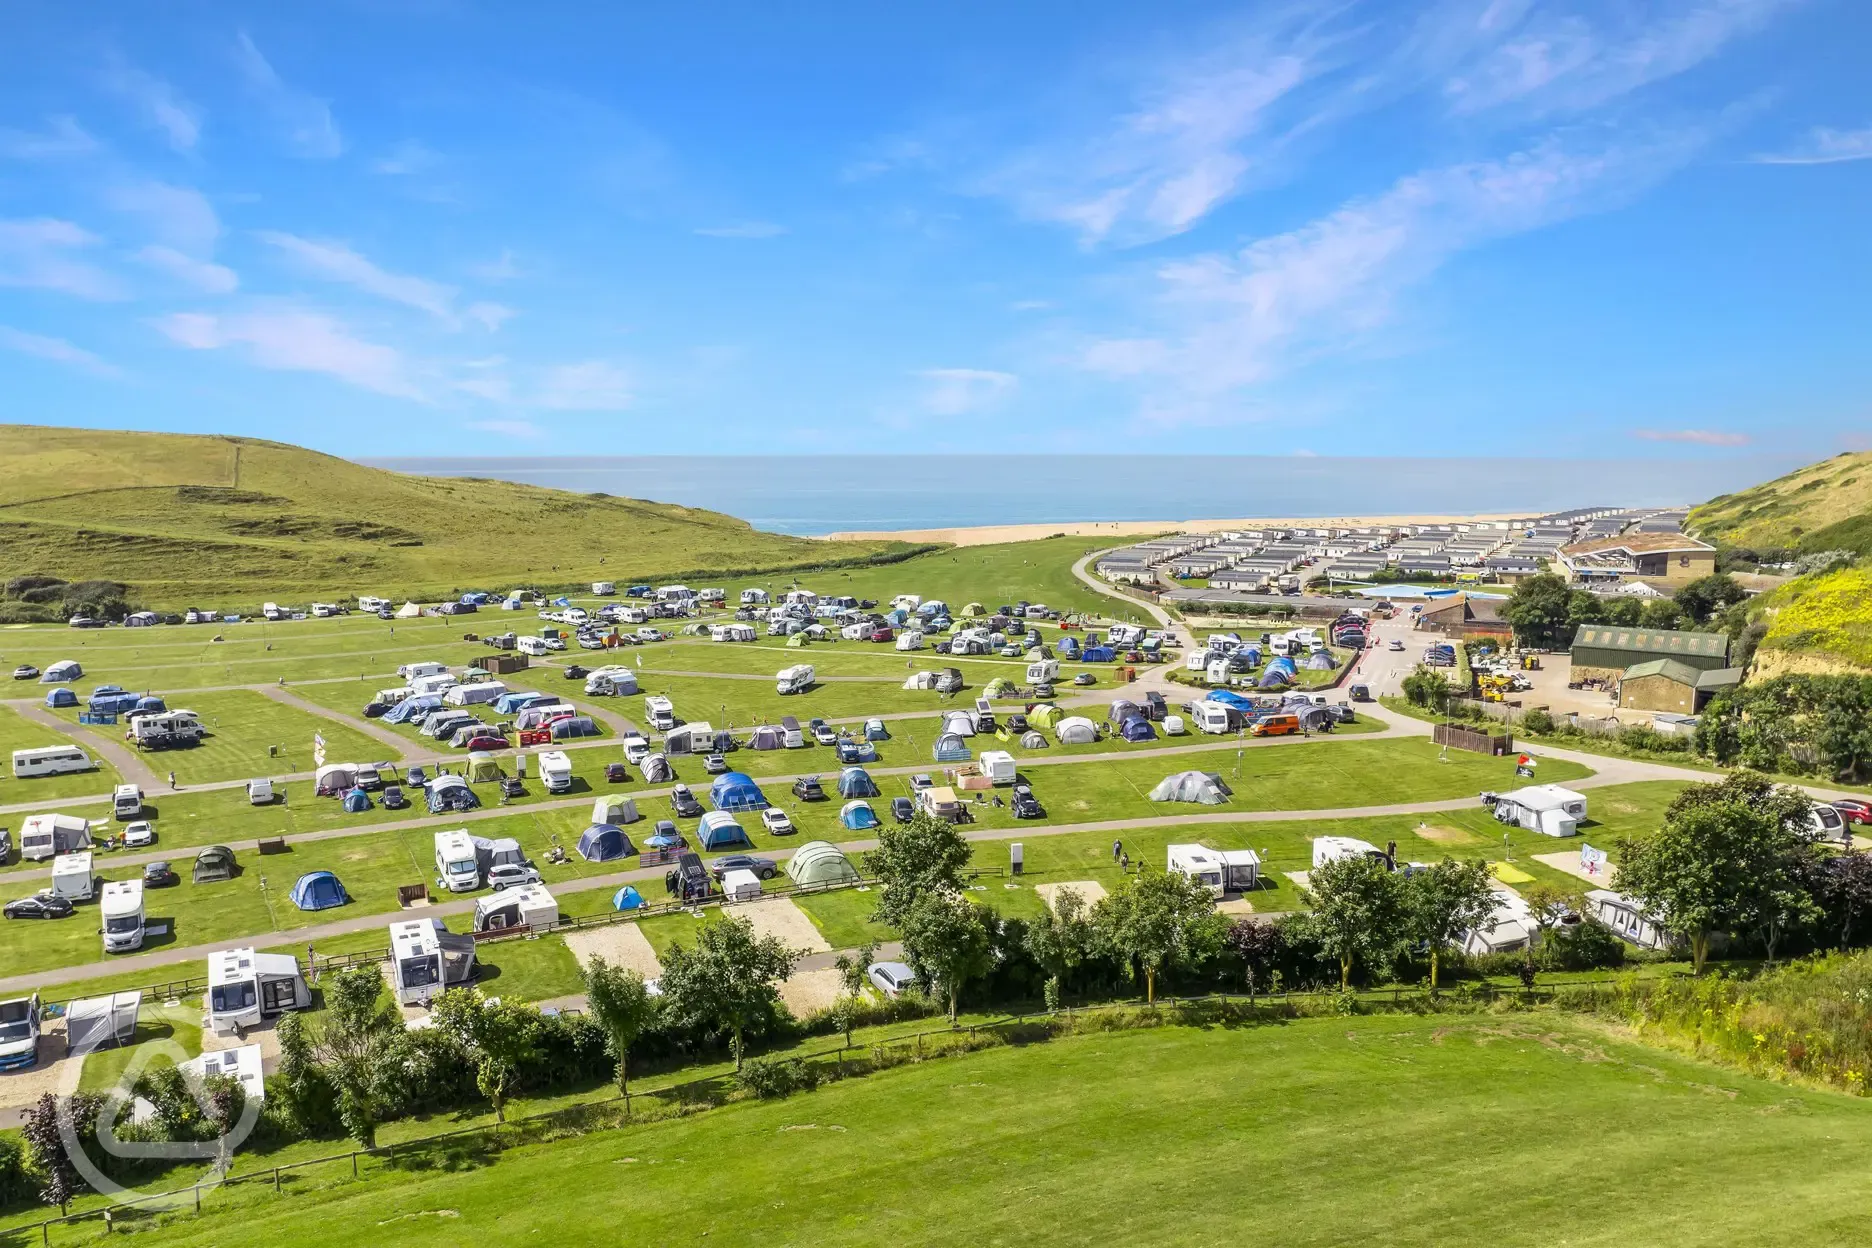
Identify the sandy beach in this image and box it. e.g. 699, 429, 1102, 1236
822, 513, 1527, 548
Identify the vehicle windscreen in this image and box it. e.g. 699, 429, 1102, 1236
105, 916, 140, 934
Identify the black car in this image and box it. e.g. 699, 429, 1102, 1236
362, 701, 389, 718
605, 762, 628, 783
499, 776, 526, 798
708, 854, 778, 881
142, 861, 180, 888
670, 785, 704, 818
890, 796, 914, 824
1011, 784, 1045, 820
380, 785, 409, 810
791, 775, 826, 801
5, 893, 74, 920
1006, 714, 1029, 734
703, 753, 729, 774
564, 665, 588, 680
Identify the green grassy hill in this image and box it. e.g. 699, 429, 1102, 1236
1688, 449, 1872, 554
0, 425, 919, 607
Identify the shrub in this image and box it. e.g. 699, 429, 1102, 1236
735, 1056, 821, 1099
0, 1135, 29, 1209
1520, 708, 1555, 735
1542, 920, 1628, 971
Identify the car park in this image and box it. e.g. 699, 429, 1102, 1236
12, 665, 39, 680
890, 796, 914, 823
1011, 784, 1045, 819
5, 894, 73, 921
122, 821, 156, 847
868, 961, 915, 998
671, 785, 704, 817
703, 753, 729, 774
791, 775, 826, 801
142, 861, 180, 888
488, 863, 542, 891
708, 855, 778, 881
760, 808, 795, 835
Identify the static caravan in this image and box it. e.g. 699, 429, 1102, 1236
537, 750, 573, 794
1491, 785, 1587, 838
100, 880, 145, 953
473, 883, 558, 933
0, 996, 42, 1070
19, 814, 92, 862
51, 851, 95, 902
390, 918, 479, 1006
12, 746, 96, 781
776, 664, 815, 695
205, 948, 310, 1035
434, 830, 480, 893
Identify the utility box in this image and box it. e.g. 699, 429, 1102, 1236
1010, 843, 1023, 876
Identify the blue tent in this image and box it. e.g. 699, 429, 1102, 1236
1057, 636, 1081, 658
89, 692, 139, 715
495, 691, 549, 715
383, 695, 441, 725
342, 787, 372, 813
289, 871, 348, 911
550, 716, 601, 740
1081, 646, 1115, 663
43, 688, 77, 709
1257, 667, 1293, 688
864, 718, 889, 741
426, 776, 480, 813
840, 800, 879, 831
1120, 716, 1157, 741
837, 767, 879, 798
1268, 656, 1298, 677
612, 885, 647, 911
577, 823, 636, 863
1206, 690, 1256, 712
698, 811, 752, 850
134, 696, 167, 715
708, 772, 769, 812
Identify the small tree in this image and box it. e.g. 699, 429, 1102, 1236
20, 1094, 82, 1213
1404, 858, 1498, 991
582, 956, 656, 1096
1223, 919, 1282, 1003
1401, 664, 1451, 713
200, 1072, 246, 1172
1303, 854, 1407, 990
831, 941, 877, 1045
431, 989, 539, 1123
900, 893, 994, 1022
1820, 852, 1872, 949
1094, 866, 1222, 1004
1522, 883, 1573, 945
659, 915, 799, 1070
311, 964, 398, 1146
864, 811, 972, 927
1024, 886, 1097, 1006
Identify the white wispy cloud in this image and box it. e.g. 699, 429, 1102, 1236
537, 361, 633, 411
1632, 428, 1751, 446
106, 181, 220, 253
0, 116, 98, 160
154, 307, 423, 399
0, 326, 120, 376
102, 59, 201, 151
468, 250, 521, 282
372, 141, 441, 176
1752, 125, 1872, 166
256, 232, 454, 319
918, 368, 1018, 415
694, 222, 788, 239
465, 301, 516, 332
134, 245, 238, 294
234, 33, 342, 158
468, 418, 544, 439
0, 218, 125, 300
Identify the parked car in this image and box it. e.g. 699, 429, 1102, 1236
911, 773, 934, 792
488, 863, 543, 891
5, 893, 73, 920
999, 644, 1024, 658
1006, 714, 1029, 734
354, 765, 385, 791
1073, 672, 1096, 686
890, 796, 914, 823
868, 961, 915, 998
579, 636, 606, 650
499, 776, 526, 798
464, 735, 511, 752
406, 765, 429, 787
380, 785, 409, 809
650, 819, 682, 843
122, 821, 156, 847
703, 753, 729, 775
1389, 639, 1406, 651
564, 664, 589, 679
142, 861, 180, 888
791, 775, 826, 802
670, 785, 703, 818
1011, 784, 1045, 819
709, 855, 778, 881
605, 762, 628, 783
1833, 799, 1872, 826
760, 808, 795, 835
1032, 681, 1055, 699
12, 665, 39, 680
813, 723, 839, 746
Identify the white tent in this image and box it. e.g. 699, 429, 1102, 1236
1148, 770, 1229, 805
65, 991, 141, 1053
942, 711, 978, 737
1018, 730, 1049, 749
592, 794, 641, 825
396, 601, 423, 618
445, 681, 507, 706
1055, 716, 1097, 745
903, 671, 938, 691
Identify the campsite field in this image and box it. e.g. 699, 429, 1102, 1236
67, 1013, 1872, 1248
0, 702, 125, 801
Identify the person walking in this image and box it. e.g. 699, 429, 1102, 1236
1112, 838, 1122, 863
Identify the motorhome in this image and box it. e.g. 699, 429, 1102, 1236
100, 880, 145, 953
472, 883, 558, 933
537, 750, 573, 794
358, 596, 389, 612
776, 664, 815, 695
390, 918, 479, 1006
0, 996, 42, 1070
1488, 785, 1588, 838
112, 784, 144, 821
52, 851, 95, 902
205, 948, 311, 1035
311, 602, 340, 618
19, 813, 91, 862
11, 746, 95, 780
645, 695, 677, 731
129, 710, 204, 749
434, 829, 480, 893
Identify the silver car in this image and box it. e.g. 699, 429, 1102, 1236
867, 961, 915, 998
487, 863, 542, 892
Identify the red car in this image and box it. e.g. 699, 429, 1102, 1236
1833, 799, 1872, 826
464, 734, 511, 752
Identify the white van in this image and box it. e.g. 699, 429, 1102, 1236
52, 851, 95, 902
100, 880, 145, 953
538, 750, 573, 794
11, 746, 95, 780
246, 778, 274, 805
644, 695, 676, 732
434, 830, 480, 893
112, 784, 144, 821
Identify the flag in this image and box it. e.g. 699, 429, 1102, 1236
313, 731, 327, 767
1580, 843, 1607, 877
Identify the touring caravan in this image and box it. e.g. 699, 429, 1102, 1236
1026, 658, 1060, 683
473, 883, 558, 933
129, 710, 204, 749
592, 581, 616, 596
434, 830, 480, 893
205, 948, 311, 1035
1168, 844, 1259, 896
537, 751, 573, 794
776, 664, 815, 695
517, 636, 550, 657
399, 661, 449, 681
100, 880, 145, 953
979, 750, 1017, 786
11, 746, 96, 780
1190, 701, 1234, 735
52, 851, 95, 902
390, 918, 479, 1006
1489, 785, 1587, 838
19, 813, 91, 861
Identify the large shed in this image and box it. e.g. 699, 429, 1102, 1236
1571, 626, 1730, 683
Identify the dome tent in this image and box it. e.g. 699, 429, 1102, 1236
709, 772, 769, 812
933, 733, 970, 762
942, 711, 977, 737
612, 885, 647, 911
466, 752, 503, 783
640, 753, 674, 783
837, 767, 879, 798
786, 841, 859, 887
750, 725, 785, 750
1148, 770, 1230, 805
289, 871, 348, 911
1302, 650, 1336, 671
698, 811, 752, 850
341, 787, 372, 813
840, 800, 879, 831
577, 824, 636, 862
981, 677, 1018, 698
1055, 716, 1097, 745
1119, 716, 1157, 741
592, 794, 640, 824
43, 687, 78, 708
1018, 730, 1048, 749
1027, 703, 1062, 729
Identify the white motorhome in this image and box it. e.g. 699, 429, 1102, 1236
205, 948, 310, 1035
1491, 785, 1588, 838
390, 918, 479, 1006
130, 710, 204, 748
11, 746, 96, 780
1312, 836, 1390, 869
0, 996, 42, 1071
52, 851, 95, 902
434, 830, 480, 893
776, 664, 815, 695
358, 596, 390, 612
112, 784, 144, 821
311, 602, 340, 618
537, 750, 573, 794
100, 879, 145, 953
398, 660, 449, 681
19, 814, 92, 862
472, 883, 558, 933
644, 695, 676, 731
979, 750, 1017, 786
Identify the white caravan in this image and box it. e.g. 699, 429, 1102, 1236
205, 948, 310, 1035
11, 746, 96, 780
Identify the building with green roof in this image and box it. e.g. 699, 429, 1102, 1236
1571, 625, 1730, 682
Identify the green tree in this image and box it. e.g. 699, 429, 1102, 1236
311, 965, 398, 1147
864, 811, 972, 927
1303, 854, 1408, 990
1674, 573, 1746, 626
659, 914, 800, 1070
1400, 664, 1451, 713
431, 989, 539, 1122
900, 892, 995, 1021
1521, 883, 1574, 944
830, 941, 877, 1045
1094, 866, 1222, 1004
1501, 573, 1573, 648
581, 956, 656, 1096
1024, 885, 1097, 1004
1403, 858, 1498, 990
1637, 598, 1685, 630
1602, 598, 1643, 627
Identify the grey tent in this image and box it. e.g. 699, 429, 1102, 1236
640, 753, 674, 783
785, 840, 860, 887
1148, 770, 1229, 805
1018, 730, 1048, 749
65, 991, 142, 1053
193, 844, 237, 883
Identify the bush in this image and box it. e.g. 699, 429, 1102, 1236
0, 1135, 29, 1209
1521, 708, 1555, 735
1542, 919, 1628, 971
735, 1056, 821, 1099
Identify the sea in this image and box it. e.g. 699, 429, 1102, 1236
360, 454, 1799, 536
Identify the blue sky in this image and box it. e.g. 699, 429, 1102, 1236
1, 0, 1867, 461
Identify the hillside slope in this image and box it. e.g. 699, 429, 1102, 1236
1688, 450, 1872, 554
0, 425, 916, 606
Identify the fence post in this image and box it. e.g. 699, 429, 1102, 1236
274, 1167, 281, 1193
195, 1185, 201, 1212
351, 1151, 358, 1179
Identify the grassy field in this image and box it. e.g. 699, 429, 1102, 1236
1688, 448, 1872, 554
0, 701, 125, 800
66, 1013, 1872, 1247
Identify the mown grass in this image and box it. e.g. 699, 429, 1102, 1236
0, 701, 125, 800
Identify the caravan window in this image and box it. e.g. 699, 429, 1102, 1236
400, 956, 441, 989
211, 982, 256, 1014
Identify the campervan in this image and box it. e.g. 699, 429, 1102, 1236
358, 596, 389, 612
0, 996, 42, 1070
19, 814, 90, 862
472, 883, 558, 933
112, 784, 144, 821
100, 880, 145, 953
537, 751, 573, 794
776, 664, 815, 695
247, 778, 274, 805
11, 746, 95, 780
434, 830, 480, 893
311, 602, 340, 618
205, 948, 311, 1035
52, 851, 95, 902
645, 695, 677, 731
390, 919, 479, 1006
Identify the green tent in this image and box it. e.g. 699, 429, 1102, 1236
962, 602, 986, 617
787, 633, 811, 647
466, 751, 503, 783
1028, 702, 1062, 729
785, 840, 860, 887
981, 676, 1018, 698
